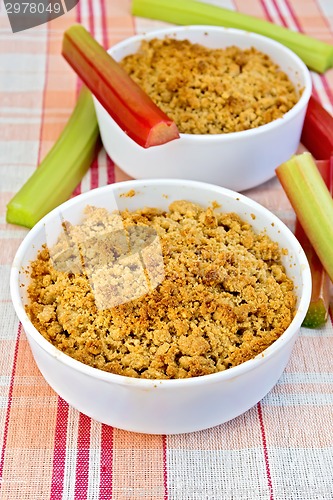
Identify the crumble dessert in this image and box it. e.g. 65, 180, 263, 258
26, 201, 296, 379
120, 38, 299, 134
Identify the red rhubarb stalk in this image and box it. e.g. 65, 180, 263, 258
295, 159, 333, 328
301, 96, 333, 160
62, 25, 180, 148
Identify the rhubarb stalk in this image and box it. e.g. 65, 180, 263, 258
132, 0, 333, 73
6, 87, 100, 229
62, 24, 180, 148
301, 96, 333, 160
295, 159, 332, 328
276, 152, 333, 288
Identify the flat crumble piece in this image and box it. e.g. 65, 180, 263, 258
26, 201, 296, 379
120, 38, 299, 134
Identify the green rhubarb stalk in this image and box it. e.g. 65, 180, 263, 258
6, 87, 100, 229
132, 0, 333, 73
62, 25, 179, 148
295, 159, 332, 328
276, 152, 333, 286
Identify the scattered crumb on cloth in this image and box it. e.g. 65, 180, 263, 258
26, 201, 296, 379
120, 38, 299, 134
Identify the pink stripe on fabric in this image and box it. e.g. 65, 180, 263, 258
100, 0, 113, 191
99, 424, 113, 500
312, 84, 320, 100
259, 0, 280, 24
74, 413, 91, 500
75, 0, 83, 99
72, 181, 82, 198
0, 323, 22, 488
76, 0, 81, 25
321, 75, 333, 105
90, 156, 99, 190
37, 24, 50, 165
283, 0, 302, 29
257, 402, 274, 500
50, 398, 70, 499
100, 0, 109, 49
106, 155, 115, 185
162, 435, 168, 500
86, 0, 99, 191
87, 0, 95, 37
72, 0, 83, 198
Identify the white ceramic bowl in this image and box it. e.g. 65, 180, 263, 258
10, 179, 311, 434
94, 26, 312, 192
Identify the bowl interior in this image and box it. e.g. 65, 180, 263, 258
11, 180, 311, 384
109, 25, 312, 118
93, 26, 312, 193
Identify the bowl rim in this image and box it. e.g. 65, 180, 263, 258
10, 178, 312, 388
105, 24, 313, 143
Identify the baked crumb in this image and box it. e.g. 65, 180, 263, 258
120, 189, 136, 198
120, 38, 299, 134
26, 201, 296, 379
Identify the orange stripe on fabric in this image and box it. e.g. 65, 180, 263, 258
0, 239, 21, 265
105, 0, 136, 46
284, 0, 333, 42
14, 336, 47, 377
6, 406, 57, 449
0, 332, 57, 497
0, 448, 54, 498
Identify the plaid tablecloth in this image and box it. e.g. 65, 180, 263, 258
1, 0, 333, 498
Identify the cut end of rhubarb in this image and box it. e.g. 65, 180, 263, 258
6, 203, 35, 229
302, 300, 328, 328
145, 122, 180, 148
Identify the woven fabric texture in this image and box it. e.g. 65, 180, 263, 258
0, 0, 332, 498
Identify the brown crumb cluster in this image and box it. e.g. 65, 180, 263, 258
26, 201, 296, 379
120, 38, 299, 134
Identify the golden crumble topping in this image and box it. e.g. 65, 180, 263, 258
26, 201, 296, 379
120, 38, 299, 134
